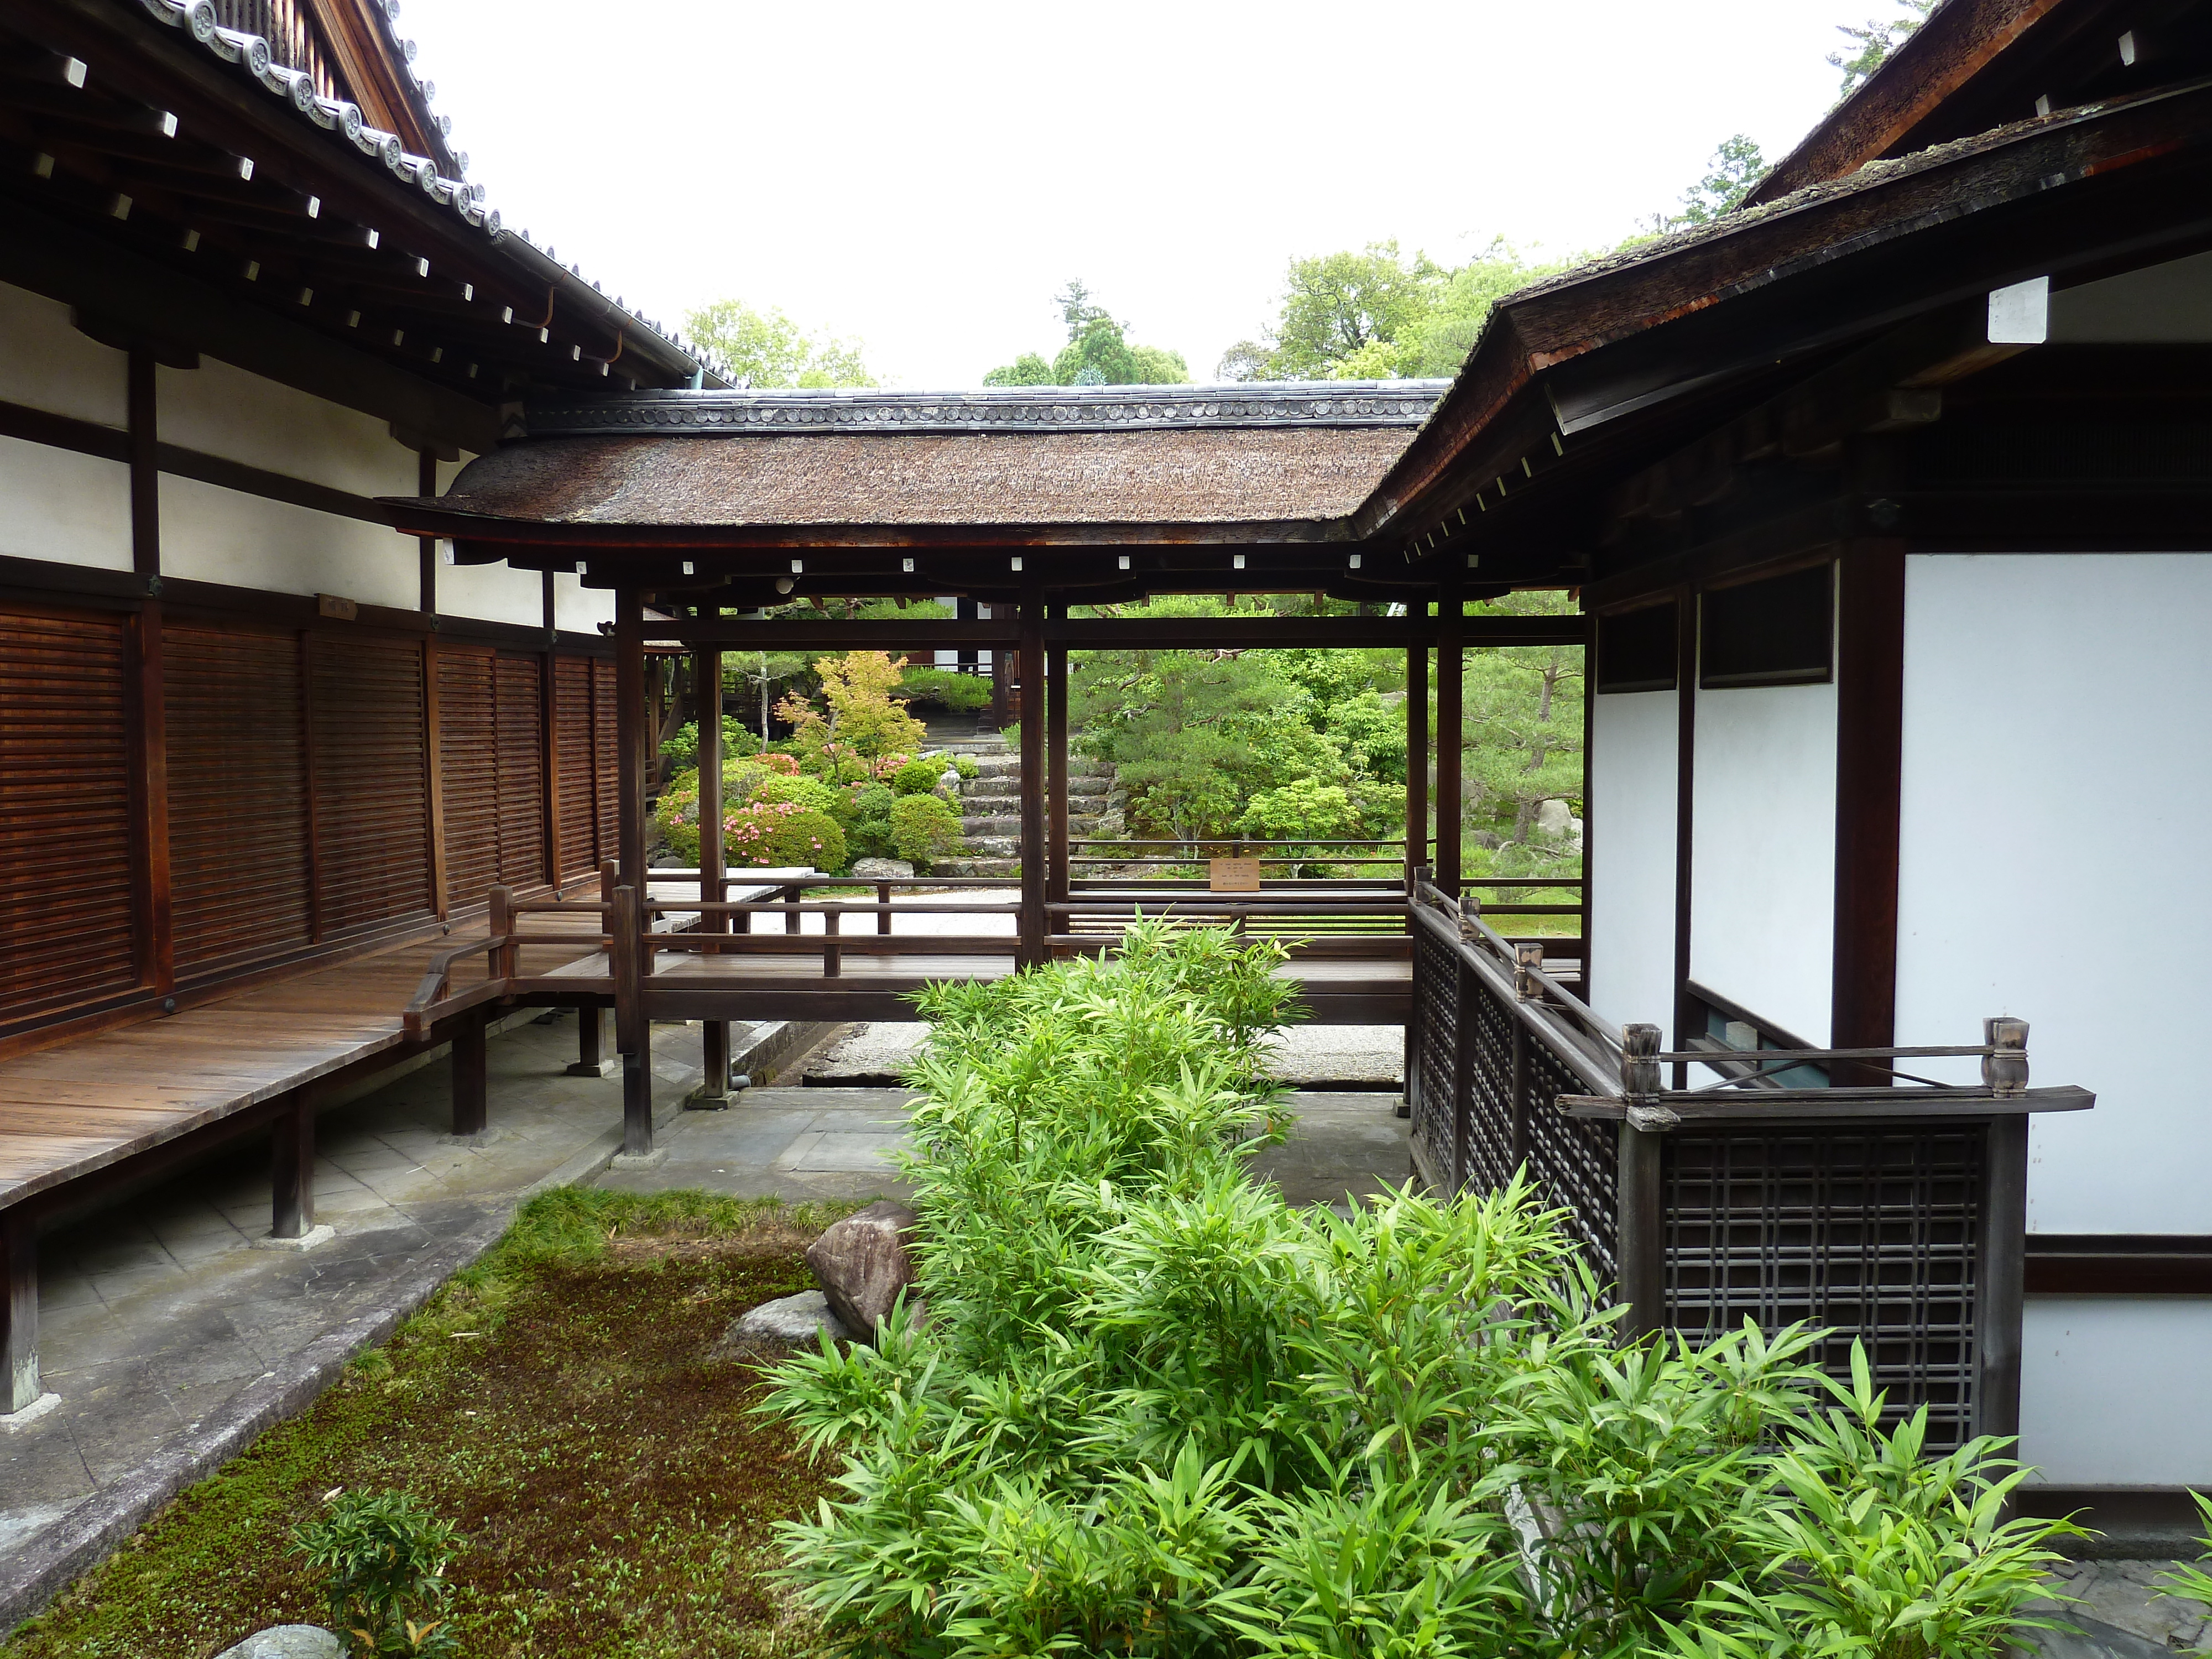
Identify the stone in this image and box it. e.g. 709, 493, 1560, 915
805, 1199, 920, 1337
213, 1626, 342, 1659
251, 1224, 336, 1253
2010, 1612, 2187, 1658
851, 857, 915, 880
712, 1290, 855, 1357
1533, 798, 1575, 841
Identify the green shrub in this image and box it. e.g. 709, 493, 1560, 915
760, 924, 2081, 1659
291, 1489, 462, 1657
845, 782, 899, 863
659, 714, 762, 773
900, 665, 992, 712
888, 793, 964, 868
2157, 1495, 2212, 1638
722, 802, 845, 870
953, 753, 979, 781
891, 757, 949, 796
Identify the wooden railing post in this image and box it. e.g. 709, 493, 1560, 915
1978, 1014, 2030, 1440
824, 906, 842, 979
1616, 1022, 1666, 1342
489, 884, 514, 981
877, 881, 892, 936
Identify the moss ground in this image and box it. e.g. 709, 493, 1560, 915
4, 1188, 861, 1659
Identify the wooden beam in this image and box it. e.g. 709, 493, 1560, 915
638, 615, 1585, 651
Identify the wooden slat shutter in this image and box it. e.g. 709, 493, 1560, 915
554, 655, 596, 878
0, 605, 139, 1021
166, 624, 311, 975
494, 654, 546, 888
436, 645, 498, 911
592, 657, 618, 865
310, 634, 434, 935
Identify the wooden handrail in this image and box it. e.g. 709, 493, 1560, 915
403, 935, 506, 1041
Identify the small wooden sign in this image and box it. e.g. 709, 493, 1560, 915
1208, 857, 1261, 893
316, 593, 358, 621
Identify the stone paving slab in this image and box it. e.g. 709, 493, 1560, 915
805, 1020, 1406, 1088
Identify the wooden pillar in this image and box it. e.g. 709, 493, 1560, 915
1405, 641, 1427, 886
612, 883, 654, 1156
450, 1008, 488, 1137
3, 1208, 38, 1416
270, 1089, 316, 1239
417, 448, 438, 613
1671, 589, 1698, 1088
1046, 613, 1069, 910
1018, 583, 1046, 967
128, 350, 159, 579
1832, 544, 1905, 1076
1615, 1023, 1666, 1342
695, 632, 730, 1103
1435, 567, 1464, 895
133, 599, 174, 997
990, 604, 1010, 729
614, 587, 647, 890
1978, 1112, 2030, 1441
568, 1005, 612, 1077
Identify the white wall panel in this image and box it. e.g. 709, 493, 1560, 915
2020, 1297, 2212, 1484
1689, 683, 1837, 1045
0, 435, 132, 571
438, 556, 549, 629
0, 281, 126, 426
1589, 691, 1678, 1031
158, 359, 415, 498
1897, 552, 2212, 1237
554, 572, 611, 635
160, 477, 414, 611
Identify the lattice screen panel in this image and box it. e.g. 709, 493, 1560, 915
1462, 977, 1517, 1198
1662, 1122, 1984, 1452
1524, 1038, 1619, 1282
1411, 930, 1458, 1185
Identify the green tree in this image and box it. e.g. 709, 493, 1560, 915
1455, 589, 1584, 874
983, 281, 1190, 387
684, 298, 877, 389
1829, 1, 1936, 100
1219, 239, 1561, 383
1654, 134, 1771, 231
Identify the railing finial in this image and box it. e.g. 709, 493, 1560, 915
1984, 1016, 2029, 1097
1622, 1023, 1662, 1101
1514, 940, 1544, 1001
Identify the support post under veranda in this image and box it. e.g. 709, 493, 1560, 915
695, 628, 731, 1105
614, 588, 654, 1155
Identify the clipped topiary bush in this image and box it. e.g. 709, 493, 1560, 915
890, 757, 948, 797
651, 759, 774, 863
753, 772, 842, 816
888, 792, 964, 868
722, 802, 845, 870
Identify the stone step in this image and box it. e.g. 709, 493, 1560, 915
935, 857, 1019, 878
959, 780, 1110, 806
961, 817, 1109, 839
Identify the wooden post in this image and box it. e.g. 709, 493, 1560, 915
989, 603, 1010, 729
1616, 1022, 1666, 1342
612, 884, 653, 1156
695, 635, 729, 1103
1046, 615, 1070, 918
1978, 1102, 2030, 1441
1671, 591, 1697, 1089
1018, 582, 1046, 968
824, 906, 842, 978
614, 587, 647, 891
270, 1089, 316, 1240
568, 1005, 612, 1077
417, 448, 438, 613
450, 1007, 488, 1137
133, 598, 174, 997
1436, 567, 1464, 895
489, 884, 514, 980
128, 350, 159, 580
3, 1207, 39, 1416
1405, 641, 1427, 889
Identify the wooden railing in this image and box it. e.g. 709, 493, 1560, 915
1404, 872, 2092, 1452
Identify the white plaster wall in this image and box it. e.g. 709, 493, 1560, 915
437, 555, 550, 630
1688, 682, 1838, 1045
554, 571, 611, 635
158, 358, 416, 498
0, 435, 132, 572
1896, 553, 2212, 1237
0, 281, 126, 426
2020, 1297, 2212, 1484
160, 477, 415, 611
1589, 691, 1678, 1032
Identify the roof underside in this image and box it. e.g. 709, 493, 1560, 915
436, 425, 1425, 528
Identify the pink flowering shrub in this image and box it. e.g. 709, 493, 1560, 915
721, 801, 847, 871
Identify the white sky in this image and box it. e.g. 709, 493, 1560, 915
399, 1, 1854, 389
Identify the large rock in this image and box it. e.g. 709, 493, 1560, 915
215, 1629, 342, 1659
711, 1291, 855, 1359
805, 1200, 920, 1337
851, 857, 915, 880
